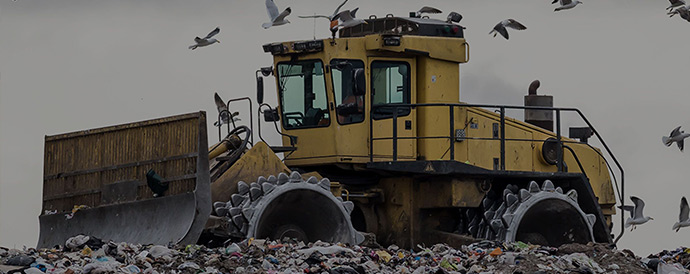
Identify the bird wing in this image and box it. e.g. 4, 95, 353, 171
560, 0, 573, 5
275, 7, 291, 22
194, 37, 204, 43
670, 126, 682, 137
205, 27, 220, 39
631, 196, 646, 219
333, 0, 349, 17
505, 19, 527, 30
670, 0, 686, 6
680, 197, 689, 222
492, 23, 509, 39
298, 14, 330, 19
214, 93, 228, 111
679, 139, 685, 151
266, 0, 280, 20
350, 7, 359, 18
336, 10, 355, 22
551, 0, 558, 4
418, 6, 442, 14
618, 205, 635, 218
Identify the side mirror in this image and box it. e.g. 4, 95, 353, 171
256, 76, 264, 105
263, 108, 280, 122
353, 68, 366, 96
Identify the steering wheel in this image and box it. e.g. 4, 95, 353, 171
223, 125, 251, 164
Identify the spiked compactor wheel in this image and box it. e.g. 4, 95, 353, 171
469, 180, 597, 246
213, 171, 364, 245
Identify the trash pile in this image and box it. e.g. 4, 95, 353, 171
1, 235, 688, 274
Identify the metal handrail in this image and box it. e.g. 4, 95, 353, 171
368, 102, 626, 242
216, 97, 254, 146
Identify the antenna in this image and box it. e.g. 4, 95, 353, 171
313, 13, 317, 40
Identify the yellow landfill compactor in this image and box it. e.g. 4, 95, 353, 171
38, 13, 625, 249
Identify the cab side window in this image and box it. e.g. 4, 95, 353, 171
371, 61, 411, 119
277, 60, 330, 129
331, 59, 365, 124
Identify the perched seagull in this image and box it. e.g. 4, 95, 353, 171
298, 0, 349, 21
188, 27, 220, 50
415, 6, 442, 17
619, 196, 653, 231
667, 0, 686, 11
552, 0, 583, 12
213, 93, 240, 127
662, 126, 690, 151
333, 9, 367, 28
489, 19, 526, 40
263, 0, 291, 29
672, 197, 690, 232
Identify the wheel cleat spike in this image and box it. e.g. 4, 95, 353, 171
542, 180, 555, 192
566, 189, 578, 202
232, 215, 246, 227
506, 193, 518, 207
354, 232, 365, 245
318, 178, 330, 190
507, 184, 519, 194
215, 207, 229, 217
289, 171, 302, 182
249, 187, 263, 201
231, 193, 246, 207
342, 201, 354, 214
586, 214, 596, 227
261, 182, 275, 194
490, 219, 504, 231
306, 176, 319, 184
482, 197, 493, 209
519, 189, 531, 201
229, 207, 242, 217
267, 175, 277, 184
555, 187, 563, 194
257, 176, 268, 184
213, 201, 226, 209
242, 207, 255, 220
529, 181, 540, 193
495, 204, 507, 217
502, 213, 514, 227
336, 197, 344, 202
484, 210, 495, 220
250, 182, 261, 189
503, 189, 513, 201
237, 181, 250, 195
277, 173, 289, 185
240, 223, 248, 235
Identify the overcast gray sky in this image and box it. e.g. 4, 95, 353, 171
1, 0, 689, 255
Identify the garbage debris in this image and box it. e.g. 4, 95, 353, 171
2, 235, 686, 274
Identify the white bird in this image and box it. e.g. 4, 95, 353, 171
667, 0, 686, 11
662, 126, 690, 151
672, 197, 690, 232
333, 9, 367, 28
552, 0, 583, 12
263, 0, 291, 29
620, 196, 653, 231
213, 93, 240, 127
489, 19, 526, 40
298, 0, 350, 21
415, 6, 442, 17
188, 27, 220, 50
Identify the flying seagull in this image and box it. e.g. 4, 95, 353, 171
667, 0, 686, 11
619, 196, 653, 231
489, 19, 526, 40
188, 27, 220, 50
668, 6, 690, 21
672, 197, 690, 232
298, 0, 349, 21
552, 0, 583, 12
263, 0, 291, 29
415, 6, 442, 17
213, 93, 240, 127
333, 9, 367, 28
662, 126, 690, 151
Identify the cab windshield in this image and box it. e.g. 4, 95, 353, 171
277, 60, 330, 129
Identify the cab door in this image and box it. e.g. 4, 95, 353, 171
369, 57, 417, 161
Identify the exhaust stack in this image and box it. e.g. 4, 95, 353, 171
524, 80, 554, 131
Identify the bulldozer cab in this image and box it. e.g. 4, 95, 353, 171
262, 16, 468, 165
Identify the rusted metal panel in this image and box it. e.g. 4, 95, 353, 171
39, 111, 210, 247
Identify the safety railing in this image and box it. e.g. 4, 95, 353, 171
369, 102, 626, 243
